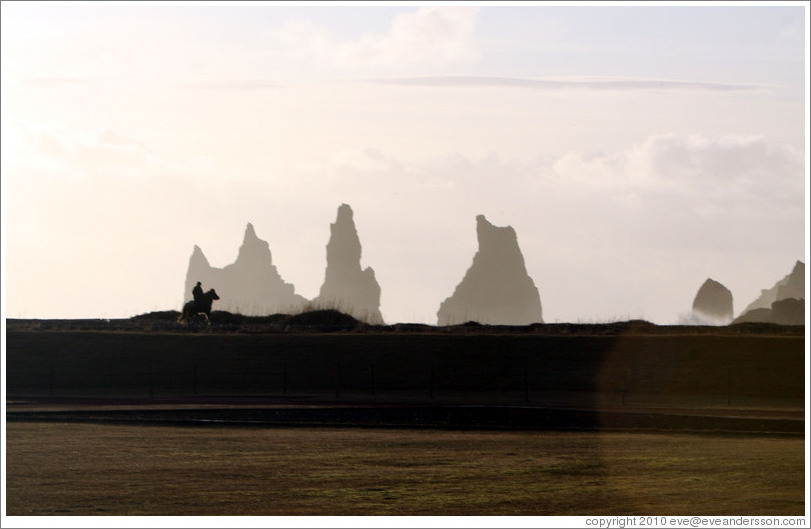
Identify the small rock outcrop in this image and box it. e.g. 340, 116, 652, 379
771, 298, 805, 325
691, 278, 734, 323
733, 298, 805, 326
183, 223, 308, 316
732, 308, 774, 325
310, 204, 384, 325
437, 215, 543, 326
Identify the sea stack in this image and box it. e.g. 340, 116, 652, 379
437, 215, 543, 326
740, 261, 805, 315
311, 204, 384, 325
691, 278, 734, 323
182, 223, 308, 316
733, 261, 806, 325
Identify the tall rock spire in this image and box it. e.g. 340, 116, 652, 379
312, 204, 384, 324
437, 215, 543, 326
234, 223, 270, 266
182, 223, 307, 315
183, 245, 212, 309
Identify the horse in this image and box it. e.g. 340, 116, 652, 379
178, 289, 220, 324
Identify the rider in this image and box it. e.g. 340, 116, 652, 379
192, 281, 204, 304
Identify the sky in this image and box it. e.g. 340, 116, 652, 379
1, 1, 808, 325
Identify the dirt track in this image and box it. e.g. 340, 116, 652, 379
6, 402, 805, 436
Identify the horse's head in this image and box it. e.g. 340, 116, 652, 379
207, 289, 220, 300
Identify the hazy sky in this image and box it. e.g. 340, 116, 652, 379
2, 2, 807, 324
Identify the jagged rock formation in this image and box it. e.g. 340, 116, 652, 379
771, 298, 805, 325
733, 261, 805, 325
183, 223, 308, 316
733, 298, 805, 326
776, 261, 805, 302
741, 261, 804, 314
691, 278, 734, 323
437, 215, 543, 326
310, 204, 384, 325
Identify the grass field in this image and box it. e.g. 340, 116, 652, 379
5, 422, 805, 516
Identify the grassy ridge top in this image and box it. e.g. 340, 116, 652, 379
6, 308, 805, 336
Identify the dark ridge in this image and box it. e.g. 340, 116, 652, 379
386, 323, 435, 333
287, 309, 363, 330
208, 311, 272, 325
132, 310, 181, 321
132, 309, 362, 328
4, 313, 804, 336
728, 321, 805, 333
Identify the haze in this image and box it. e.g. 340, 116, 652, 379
1, 2, 807, 324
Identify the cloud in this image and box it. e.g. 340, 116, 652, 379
547, 134, 805, 231
628, 134, 805, 221
171, 79, 282, 91
6, 121, 159, 181
335, 7, 479, 69
640, 134, 802, 184
372, 75, 766, 92
265, 7, 480, 74
292, 133, 803, 224
20, 78, 89, 87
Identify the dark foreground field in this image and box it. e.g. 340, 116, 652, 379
6, 317, 805, 412
5, 423, 805, 516
5, 316, 807, 516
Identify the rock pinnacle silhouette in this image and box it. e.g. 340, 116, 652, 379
183, 223, 307, 316
437, 215, 543, 326
311, 204, 384, 324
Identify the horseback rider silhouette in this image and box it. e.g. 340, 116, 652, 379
192, 281, 204, 304
180, 281, 219, 324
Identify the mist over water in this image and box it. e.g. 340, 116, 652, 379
676, 312, 731, 327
